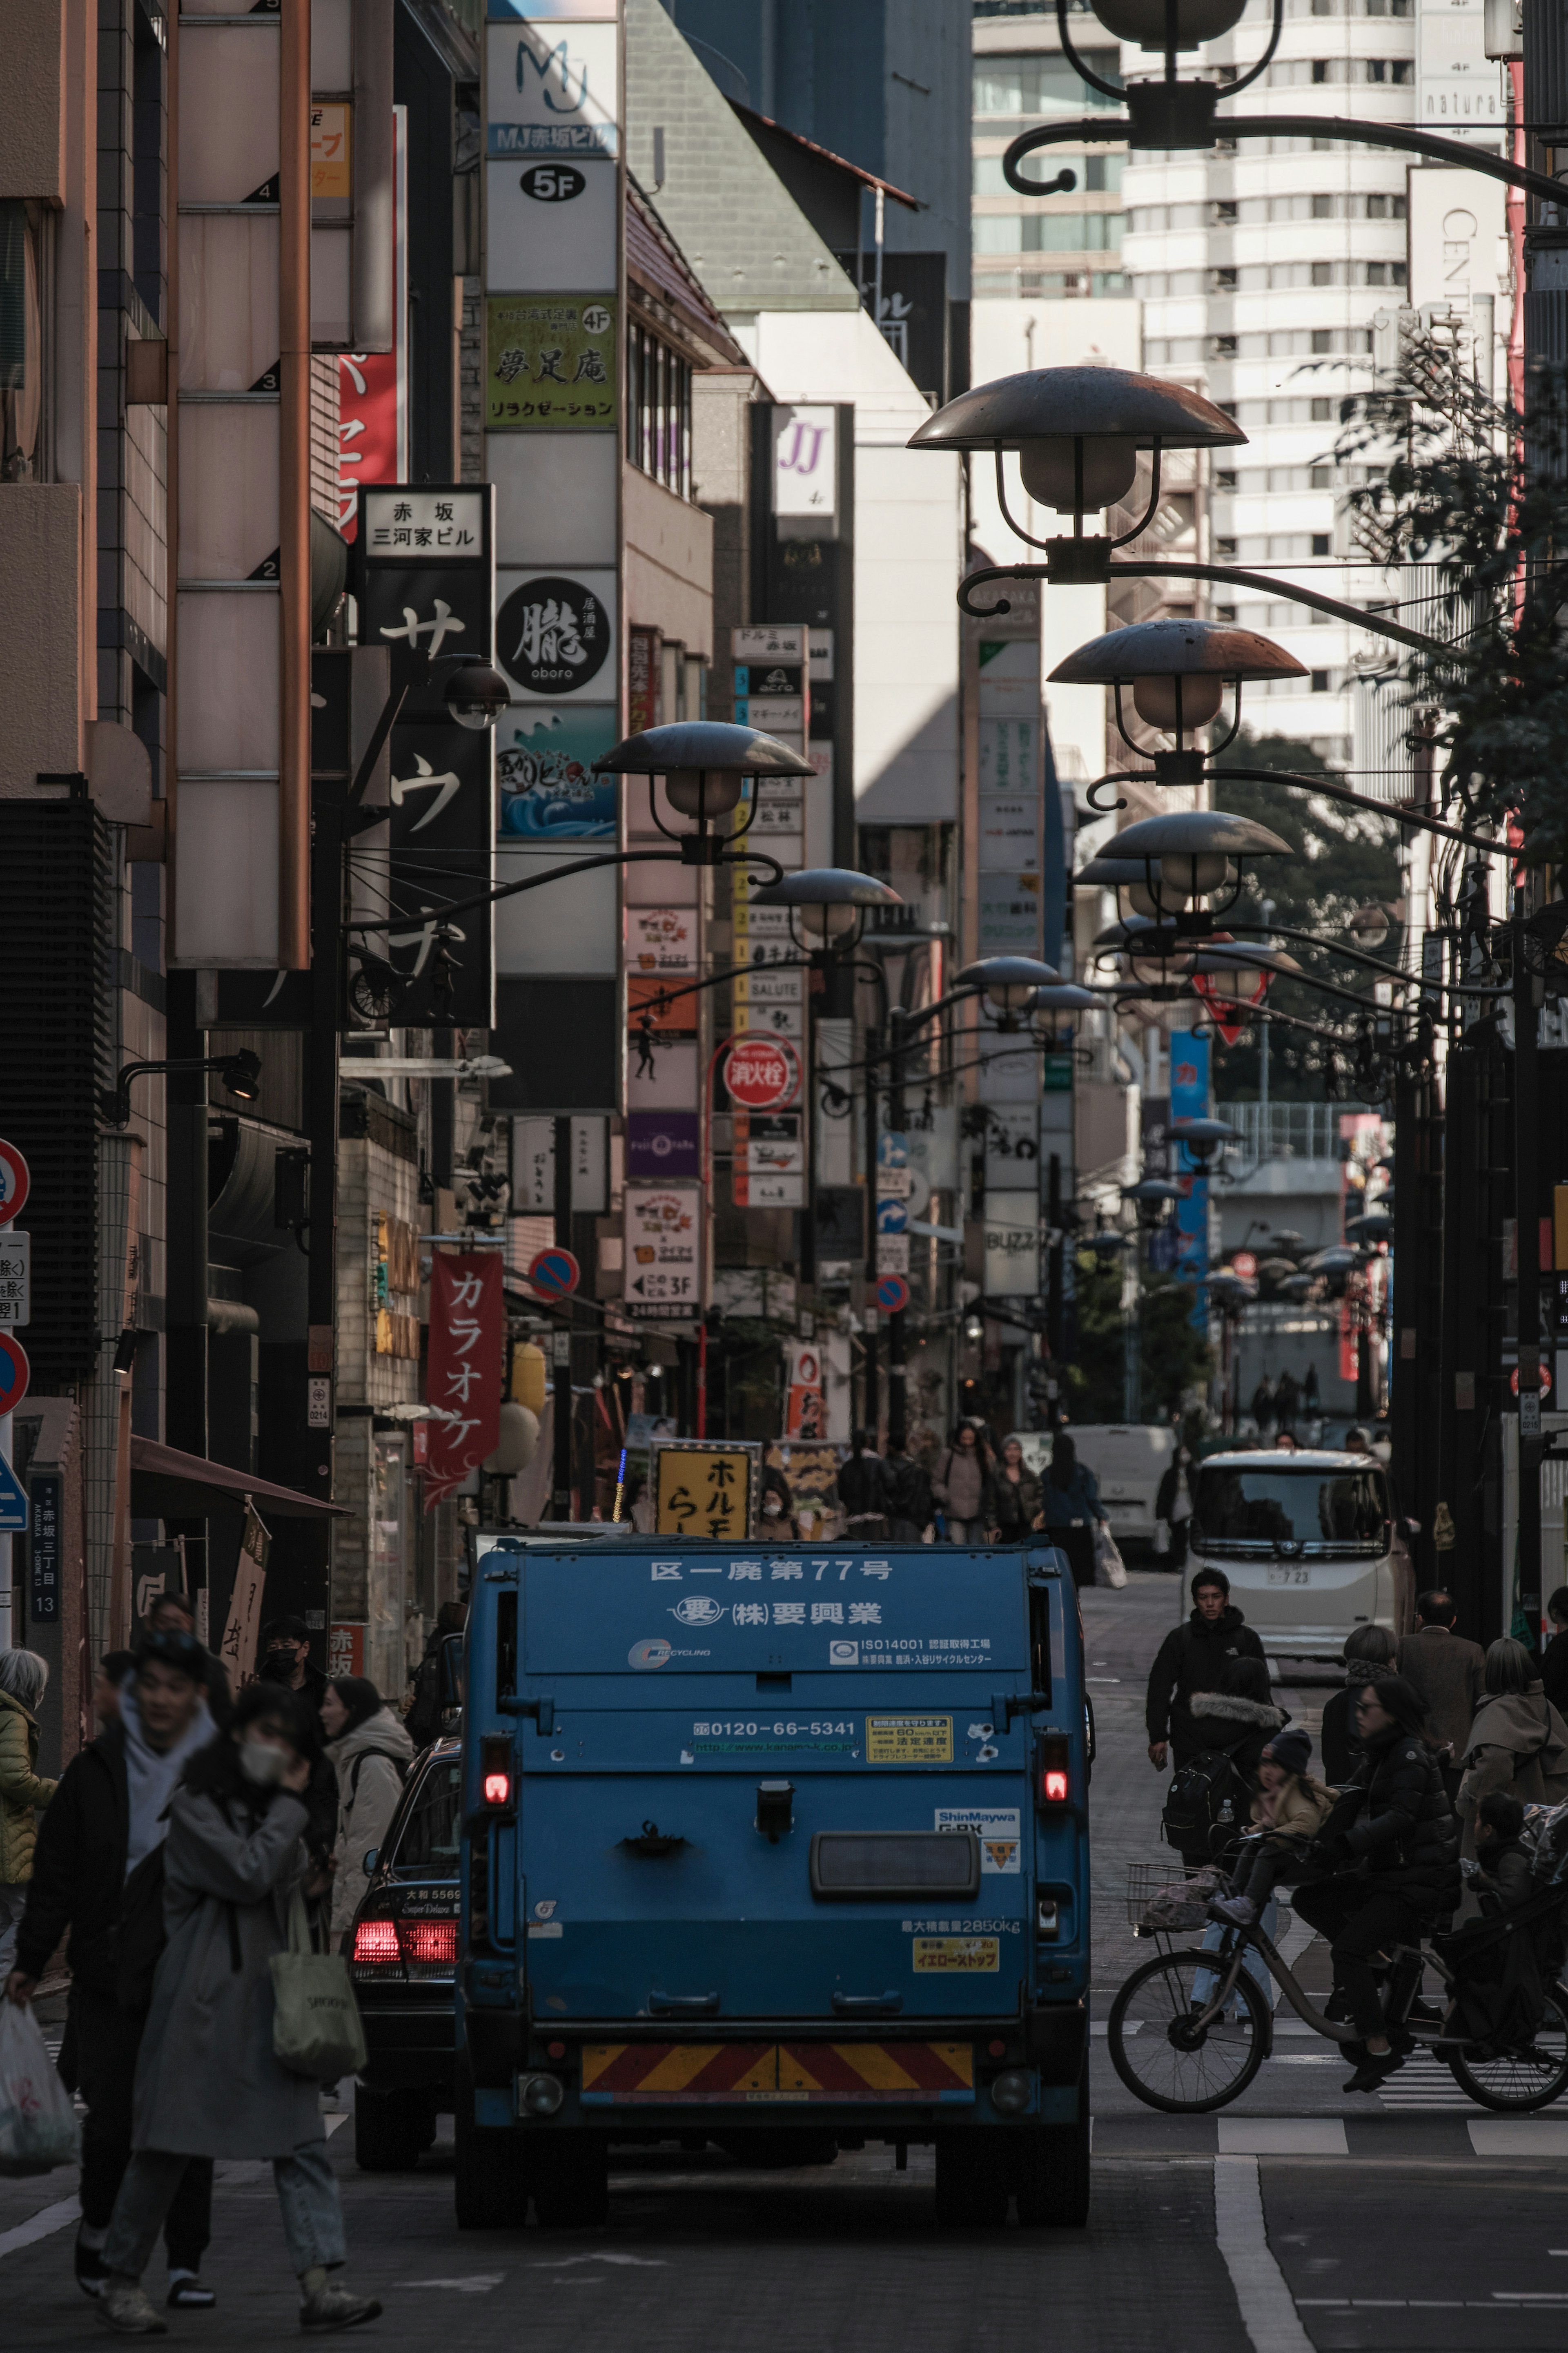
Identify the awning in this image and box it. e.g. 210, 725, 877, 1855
129, 1437, 348, 1521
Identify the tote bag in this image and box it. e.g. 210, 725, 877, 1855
270, 1890, 368, 2081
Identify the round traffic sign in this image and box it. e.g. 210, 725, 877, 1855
724, 1034, 801, 1111
876, 1274, 910, 1314
1231, 1250, 1257, 1281
0, 1332, 29, 1415
1512, 1362, 1553, 1400
0, 1140, 29, 1227
527, 1247, 580, 1299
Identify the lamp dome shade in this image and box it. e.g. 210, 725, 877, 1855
956, 955, 1062, 989
1076, 856, 1150, 888
1093, 0, 1248, 46
748, 868, 901, 909
908, 366, 1246, 455
1105, 808, 1294, 863
591, 721, 814, 778
1030, 983, 1099, 1010
1048, 617, 1308, 687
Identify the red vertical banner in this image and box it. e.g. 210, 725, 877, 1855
425, 1253, 505, 1508
628, 625, 661, 735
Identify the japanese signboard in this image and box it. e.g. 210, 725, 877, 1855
424, 1253, 506, 1508
0, 1232, 29, 1326
496, 569, 615, 701
218, 1506, 270, 1688
498, 703, 618, 838
485, 294, 617, 430
486, 19, 620, 157
652, 1440, 760, 1542
512, 1115, 609, 1214
28, 1470, 61, 1623
624, 1182, 701, 1322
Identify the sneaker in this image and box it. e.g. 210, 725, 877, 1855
167, 2276, 217, 2310
77, 2231, 112, 2301
99, 2282, 168, 2335
1207, 1894, 1258, 1928
300, 2284, 383, 2333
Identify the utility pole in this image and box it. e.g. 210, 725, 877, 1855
863, 1021, 880, 1437
1046, 1151, 1064, 1431
1514, 907, 1544, 1647
551, 1116, 572, 1520
886, 1005, 907, 1447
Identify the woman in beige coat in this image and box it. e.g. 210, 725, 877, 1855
1457, 1636, 1568, 1854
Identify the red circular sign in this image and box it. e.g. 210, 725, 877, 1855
0, 1333, 30, 1416
528, 1247, 580, 1299
725, 1035, 801, 1110
1512, 1362, 1553, 1400
1231, 1251, 1258, 1281
0, 1140, 30, 1227
877, 1274, 911, 1314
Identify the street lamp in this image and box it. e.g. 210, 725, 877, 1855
1092, 915, 1196, 993
1172, 1116, 1238, 1173
746, 866, 903, 954
1091, 807, 1293, 935
956, 955, 1062, 1022
591, 720, 814, 866
1123, 1176, 1183, 1231
1031, 981, 1098, 1044
102, 1048, 262, 1129
441, 659, 510, 731
907, 366, 1244, 583
1049, 618, 1307, 787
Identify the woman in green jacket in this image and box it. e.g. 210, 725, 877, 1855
0, 1648, 56, 1976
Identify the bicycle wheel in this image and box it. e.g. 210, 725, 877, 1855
1446, 1984, 1568, 2113
1107, 1946, 1270, 2114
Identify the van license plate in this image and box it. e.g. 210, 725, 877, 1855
1267, 1567, 1310, 1586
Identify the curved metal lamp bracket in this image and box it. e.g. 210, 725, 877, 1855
1086, 772, 1138, 815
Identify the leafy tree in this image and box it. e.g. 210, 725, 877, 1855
1067, 1253, 1214, 1421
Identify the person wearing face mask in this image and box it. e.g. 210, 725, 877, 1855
760, 1462, 798, 1540
93, 1684, 383, 2337
7, 1632, 216, 2310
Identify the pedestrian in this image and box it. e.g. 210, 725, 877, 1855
0, 1650, 56, 1977
1187, 1654, 1289, 1786
405, 1600, 467, 1751
1145, 1568, 1267, 1771
6, 1630, 216, 2308
883, 1437, 933, 1542
1292, 1673, 1459, 2092
931, 1423, 991, 1543
988, 1436, 1042, 1543
1320, 1623, 1397, 1784
1250, 1374, 1276, 1436
1154, 1442, 1195, 1572
93, 1652, 137, 1729
1275, 1367, 1301, 1436
837, 1429, 895, 1539
319, 1677, 414, 1945
1343, 1425, 1372, 1456
1273, 1428, 1298, 1452
760, 1463, 798, 1539
1208, 1727, 1335, 1926
1540, 1585, 1568, 1713
1397, 1589, 1486, 1791
1465, 1791, 1534, 1911
1303, 1362, 1321, 1420
144, 1590, 231, 1724
1455, 1636, 1568, 1849
92, 1683, 382, 2337
1035, 1433, 1107, 1589
261, 1615, 330, 1711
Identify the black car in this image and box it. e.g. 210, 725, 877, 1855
348, 1735, 461, 2170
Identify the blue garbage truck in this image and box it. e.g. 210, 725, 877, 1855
453, 1532, 1091, 2228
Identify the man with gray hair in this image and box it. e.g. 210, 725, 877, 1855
0, 1647, 54, 1976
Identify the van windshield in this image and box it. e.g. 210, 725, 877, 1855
1190, 1463, 1390, 1557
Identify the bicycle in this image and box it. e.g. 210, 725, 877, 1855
1108, 1849, 1568, 2115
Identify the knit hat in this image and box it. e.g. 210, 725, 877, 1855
1263, 1728, 1312, 1776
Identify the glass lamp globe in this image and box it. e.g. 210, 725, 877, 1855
1131, 672, 1225, 731
1091, 0, 1247, 45
1018, 436, 1141, 513
1127, 868, 1189, 920
1163, 850, 1232, 899
799, 900, 859, 941
663, 768, 744, 819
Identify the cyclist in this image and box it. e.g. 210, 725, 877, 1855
1292, 1674, 1460, 2094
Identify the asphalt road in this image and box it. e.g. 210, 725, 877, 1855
5, 1571, 1566, 2350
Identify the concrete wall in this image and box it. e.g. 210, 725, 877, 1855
624, 462, 715, 659
0, 1, 66, 203
0, 486, 83, 786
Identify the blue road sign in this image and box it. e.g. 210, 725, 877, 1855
0, 1451, 30, 1532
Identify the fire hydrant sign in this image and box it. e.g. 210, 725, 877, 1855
725, 1035, 800, 1111
623, 1183, 701, 1322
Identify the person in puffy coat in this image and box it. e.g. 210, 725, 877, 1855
0, 1649, 54, 1977
1186, 1655, 1290, 1787
319, 1676, 415, 1941
1293, 1673, 1460, 2093
1319, 1623, 1398, 1785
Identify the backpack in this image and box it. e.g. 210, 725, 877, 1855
348, 1749, 410, 1808
1163, 1749, 1250, 1861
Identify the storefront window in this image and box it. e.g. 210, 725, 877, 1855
0, 201, 42, 481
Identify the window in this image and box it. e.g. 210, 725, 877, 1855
0, 201, 42, 482
973, 51, 1123, 116
1311, 669, 1332, 692
1192, 1464, 1389, 1552
387, 1758, 463, 1875
1312, 535, 1332, 556
626, 319, 692, 500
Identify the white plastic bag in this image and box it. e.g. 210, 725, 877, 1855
0, 1999, 80, 2175
1093, 1524, 1128, 1590
1152, 1518, 1171, 1558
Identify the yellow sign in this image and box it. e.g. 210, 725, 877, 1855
310, 104, 351, 200
912, 1938, 1000, 1974
652, 1441, 760, 1541
866, 1716, 954, 1765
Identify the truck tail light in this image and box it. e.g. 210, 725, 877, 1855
1038, 1733, 1071, 1807
481, 1734, 512, 1809
483, 1771, 511, 1806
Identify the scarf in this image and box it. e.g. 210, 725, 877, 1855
120, 1682, 215, 1879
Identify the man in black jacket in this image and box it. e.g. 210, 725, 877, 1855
1145, 1569, 1267, 1770
1292, 1672, 1460, 2093
836, 1432, 895, 1539
4, 1632, 217, 2306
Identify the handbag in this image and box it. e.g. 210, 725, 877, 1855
1093, 1523, 1128, 1589
1152, 1518, 1172, 1557
0, 2000, 79, 2175
270, 1889, 368, 2081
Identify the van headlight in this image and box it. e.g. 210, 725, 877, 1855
519, 2072, 565, 2117
989, 2069, 1033, 2115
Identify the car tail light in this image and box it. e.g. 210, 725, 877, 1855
352, 1918, 402, 1971
1038, 1733, 1071, 1807
402, 1920, 458, 1967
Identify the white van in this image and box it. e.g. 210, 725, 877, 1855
1009, 1423, 1174, 1553
1183, 1447, 1415, 1662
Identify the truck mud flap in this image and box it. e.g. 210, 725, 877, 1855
580, 2042, 975, 2105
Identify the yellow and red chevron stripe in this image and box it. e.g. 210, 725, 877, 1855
579, 2042, 974, 2104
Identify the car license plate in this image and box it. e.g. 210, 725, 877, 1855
1267, 1567, 1310, 1586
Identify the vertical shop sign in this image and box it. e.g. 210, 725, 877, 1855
1170, 1030, 1212, 1323
425, 1253, 506, 1508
